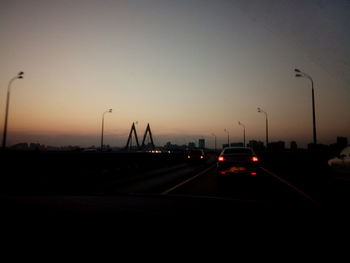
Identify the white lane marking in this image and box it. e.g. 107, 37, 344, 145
161, 164, 216, 195
260, 167, 321, 207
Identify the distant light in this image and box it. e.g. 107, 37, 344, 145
251, 172, 257, 175
187, 155, 191, 159
218, 156, 224, 162
251, 156, 259, 162
200, 156, 204, 159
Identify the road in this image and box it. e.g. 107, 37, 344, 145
1, 152, 350, 215
95, 155, 322, 208
145, 164, 320, 208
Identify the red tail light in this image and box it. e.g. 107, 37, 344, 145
251, 156, 259, 162
218, 156, 224, 162
251, 172, 257, 175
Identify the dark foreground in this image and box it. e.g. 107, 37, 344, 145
0, 149, 349, 216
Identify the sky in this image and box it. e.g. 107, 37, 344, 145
0, 0, 349, 148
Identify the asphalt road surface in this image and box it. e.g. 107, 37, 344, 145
2, 152, 349, 216
160, 165, 321, 208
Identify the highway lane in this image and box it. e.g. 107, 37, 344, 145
3, 152, 348, 215
0, 160, 332, 216
160, 165, 321, 208
99, 155, 218, 195
99, 154, 321, 208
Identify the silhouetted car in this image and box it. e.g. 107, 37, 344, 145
186, 149, 206, 163
328, 146, 350, 176
217, 147, 259, 176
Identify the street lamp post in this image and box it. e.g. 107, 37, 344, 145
211, 133, 217, 153
295, 68, 317, 145
101, 109, 112, 151
238, 121, 246, 147
2, 71, 24, 150
257, 107, 268, 149
224, 129, 230, 147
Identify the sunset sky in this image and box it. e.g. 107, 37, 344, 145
1, 0, 349, 148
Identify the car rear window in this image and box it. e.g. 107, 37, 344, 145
188, 150, 203, 155
223, 148, 253, 155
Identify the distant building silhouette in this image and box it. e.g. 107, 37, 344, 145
247, 140, 265, 151
188, 142, 196, 149
198, 139, 205, 149
164, 142, 172, 149
29, 143, 44, 151
11, 143, 28, 150
290, 141, 298, 151
269, 141, 285, 151
163, 142, 187, 150
46, 145, 60, 151
337, 136, 348, 148
330, 136, 348, 153
230, 142, 243, 147
308, 143, 328, 151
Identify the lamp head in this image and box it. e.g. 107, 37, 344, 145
295, 74, 302, 77
294, 68, 301, 73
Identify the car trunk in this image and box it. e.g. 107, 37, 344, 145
222, 154, 252, 163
